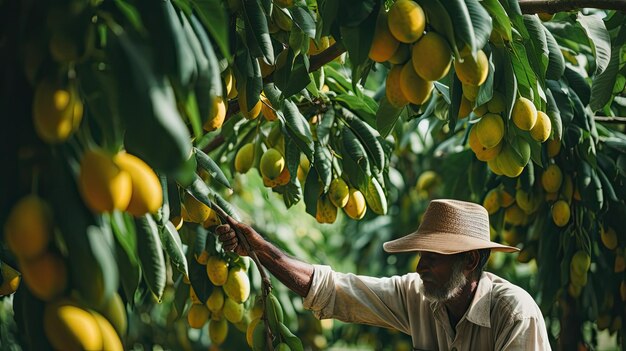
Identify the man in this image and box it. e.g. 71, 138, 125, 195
216, 199, 551, 350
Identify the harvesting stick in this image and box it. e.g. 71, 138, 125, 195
210, 203, 275, 350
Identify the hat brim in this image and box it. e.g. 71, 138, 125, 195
383, 231, 519, 255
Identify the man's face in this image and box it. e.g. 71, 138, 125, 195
415, 252, 468, 302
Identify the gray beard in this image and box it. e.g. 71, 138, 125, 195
422, 260, 468, 302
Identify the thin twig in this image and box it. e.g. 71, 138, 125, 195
594, 116, 626, 123
518, 0, 626, 13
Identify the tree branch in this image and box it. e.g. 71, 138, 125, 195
518, 0, 626, 13
594, 116, 626, 123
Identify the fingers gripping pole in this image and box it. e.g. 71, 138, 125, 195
210, 202, 275, 349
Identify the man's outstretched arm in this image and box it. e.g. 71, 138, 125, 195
215, 216, 315, 297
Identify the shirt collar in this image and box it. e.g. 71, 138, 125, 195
429, 272, 493, 328
464, 272, 492, 327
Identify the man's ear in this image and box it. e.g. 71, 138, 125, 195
465, 250, 480, 274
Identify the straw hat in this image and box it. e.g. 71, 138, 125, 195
383, 199, 519, 254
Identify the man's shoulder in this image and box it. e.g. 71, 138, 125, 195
485, 272, 542, 319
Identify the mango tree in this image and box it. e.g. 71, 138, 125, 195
1, 0, 625, 350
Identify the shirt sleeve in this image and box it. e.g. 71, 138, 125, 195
495, 316, 552, 351
302, 264, 419, 334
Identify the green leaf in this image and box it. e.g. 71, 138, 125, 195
188, 257, 213, 303
185, 175, 213, 209
313, 142, 333, 191
564, 67, 590, 107
49, 156, 117, 307
242, 0, 274, 63
316, 108, 335, 145
281, 97, 315, 159
481, 0, 512, 41
547, 80, 573, 127
445, 0, 474, 54
375, 96, 403, 138
341, 127, 370, 189
545, 89, 563, 141
189, 13, 223, 119
145, 0, 196, 88
284, 53, 312, 98
115, 33, 192, 174
543, 26, 565, 81
495, 47, 517, 121
590, 43, 621, 111
475, 57, 495, 107
189, 0, 230, 58
597, 166, 618, 202
337, 0, 376, 27
576, 13, 611, 76
343, 114, 385, 173
448, 74, 462, 132
523, 15, 549, 79
465, 0, 492, 52
194, 147, 231, 188
114, 0, 144, 32
421, 0, 458, 55
135, 215, 167, 300
160, 222, 189, 277
335, 94, 378, 127
288, 5, 316, 38
114, 237, 140, 307
510, 40, 537, 100
279, 322, 304, 351
319, 0, 339, 37
304, 167, 321, 217
339, 6, 376, 71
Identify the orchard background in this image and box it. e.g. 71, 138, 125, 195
1, 0, 626, 350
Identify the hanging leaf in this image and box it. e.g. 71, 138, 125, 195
337, 0, 376, 27
141, 0, 197, 89
543, 26, 565, 81
448, 74, 462, 132
495, 47, 517, 121
288, 5, 316, 38
523, 15, 549, 79
313, 142, 333, 191
343, 114, 385, 173
564, 67, 591, 107
335, 94, 377, 127
421, 0, 459, 56
341, 127, 370, 189
545, 89, 563, 141
444, 0, 474, 54
576, 13, 611, 76
481, 0, 512, 42
242, 0, 274, 64
590, 41, 622, 111
160, 222, 189, 277
49, 155, 117, 307
280, 97, 315, 159
304, 167, 321, 217
316, 108, 335, 146
189, 13, 223, 121
194, 147, 231, 188
189, 0, 229, 58
465, 0, 492, 52
115, 33, 192, 174
135, 215, 167, 300
510, 41, 537, 100
339, 9, 377, 76
376, 96, 404, 138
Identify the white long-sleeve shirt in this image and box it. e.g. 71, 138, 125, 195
303, 265, 551, 351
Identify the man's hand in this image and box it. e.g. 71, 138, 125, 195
215, 216, 264, 257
